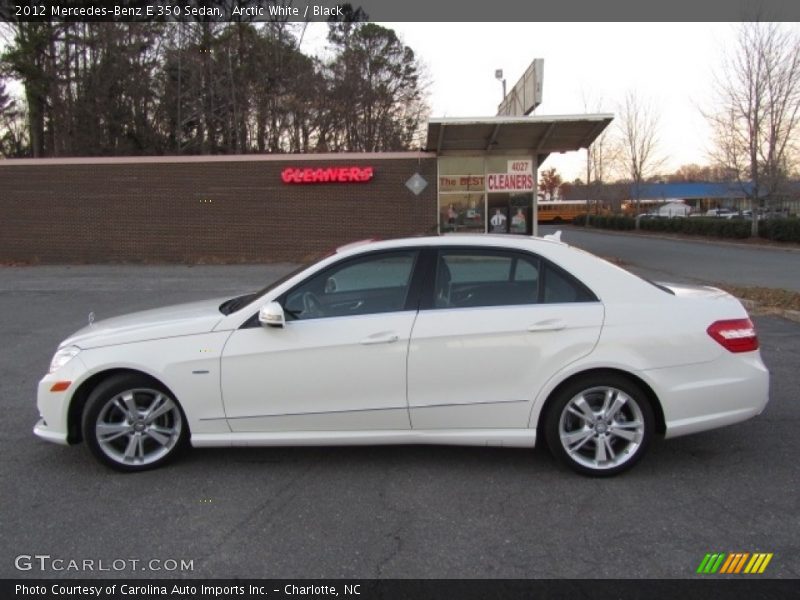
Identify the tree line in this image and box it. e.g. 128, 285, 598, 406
583, 22, 800, 232
0, 15, 429, 158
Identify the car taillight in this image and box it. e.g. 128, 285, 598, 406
707, 319, 759, 353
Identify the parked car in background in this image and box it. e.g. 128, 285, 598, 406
629, 203, 690, 219
34, 235, 770, 476
704, 208, 737, 218
759, 208, 790, 219
657, 202, 691, 218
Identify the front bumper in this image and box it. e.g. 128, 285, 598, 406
34, 355, 88, 446
33, 418, 69, 445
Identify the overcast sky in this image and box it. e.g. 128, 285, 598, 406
304, 22, 791, 181
4, 22, 799, 181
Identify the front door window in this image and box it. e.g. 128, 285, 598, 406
283, 251, 419, 320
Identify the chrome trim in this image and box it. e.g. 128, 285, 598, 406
221, 404, 410, 420
210, 399, 528, 422
410, 398, 528, 408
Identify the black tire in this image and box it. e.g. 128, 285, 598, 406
82, 374, 188, 472
544, 374, 654, 477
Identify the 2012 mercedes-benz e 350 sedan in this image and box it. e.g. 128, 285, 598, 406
35, 235, 769, 476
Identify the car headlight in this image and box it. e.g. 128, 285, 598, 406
49, 346, 81, 374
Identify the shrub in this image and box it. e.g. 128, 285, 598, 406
759, 218, 800, 243
637, 217, 749, 238
571, 213, 800, 243
584, 214, 636, 230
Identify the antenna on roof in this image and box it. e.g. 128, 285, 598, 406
543, 230, 563, 243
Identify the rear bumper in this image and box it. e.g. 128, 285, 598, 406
643, 351, 769, 439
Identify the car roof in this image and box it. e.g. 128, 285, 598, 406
326, 233, 666, 305
335, 234, 567, 256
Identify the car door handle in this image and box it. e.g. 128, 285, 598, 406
527, 319, 566, 332
360, 333, 399, 345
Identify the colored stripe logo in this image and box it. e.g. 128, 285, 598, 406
696, 552, 773, 574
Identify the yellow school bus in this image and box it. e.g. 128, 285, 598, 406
621, 199, 662, 215
537, 200, 608, 223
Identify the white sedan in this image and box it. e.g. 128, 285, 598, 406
34, 235, 769, 476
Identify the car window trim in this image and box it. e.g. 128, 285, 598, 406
405, 247, 436, 312
540, 260, 599, 304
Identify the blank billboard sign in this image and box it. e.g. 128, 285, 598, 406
497, 59, 544, 117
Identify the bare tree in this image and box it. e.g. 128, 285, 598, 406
615, 90, 664, 226
1, 22, 57, 157
581, 93, 619, 218
662, 163, 735, 183
326, 22, 426, 152
1, 20, 429, 157
0, 80, 12, 117
706, 22, 800, 235
587, 127, 615, 190
0, 80, 19, 156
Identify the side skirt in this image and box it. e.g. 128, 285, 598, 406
191, 429, 537, 449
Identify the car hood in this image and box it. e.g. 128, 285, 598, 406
60, 297, 230, 349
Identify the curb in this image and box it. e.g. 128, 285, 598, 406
558, 225, 800, 254
737, 297, 800, 323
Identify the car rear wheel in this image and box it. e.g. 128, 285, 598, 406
83, 374, 188, 472
544, 375, 654, 476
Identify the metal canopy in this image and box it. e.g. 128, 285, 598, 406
425, 114, 614, 162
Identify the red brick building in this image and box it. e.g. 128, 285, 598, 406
0, 115, 611, 263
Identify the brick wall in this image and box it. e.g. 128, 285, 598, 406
0, 154, 438, 263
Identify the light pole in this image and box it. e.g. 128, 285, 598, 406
495, 69, 506, 102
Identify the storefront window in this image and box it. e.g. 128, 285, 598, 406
440, 193, 485, 233
438, 157, 485, 233
509, 193, 531, 234
487, 195, 509, 233
438, 155, 535, 235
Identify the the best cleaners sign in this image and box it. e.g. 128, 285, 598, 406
486, 160, 534, 192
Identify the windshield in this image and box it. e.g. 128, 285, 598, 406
218, 258, 323, 315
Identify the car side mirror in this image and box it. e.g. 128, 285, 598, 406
259, 302, 285, 328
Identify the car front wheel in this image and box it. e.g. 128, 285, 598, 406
82, 374, 188, 472
544, 375, 654, 476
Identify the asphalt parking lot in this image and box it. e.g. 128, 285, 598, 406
1, 261, 798, 580
540, 224, 800, 291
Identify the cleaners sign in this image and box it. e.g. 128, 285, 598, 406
281, 166, 374, 184
487, 160, 534, 192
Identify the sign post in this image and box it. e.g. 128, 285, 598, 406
497, 60, 544, 237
